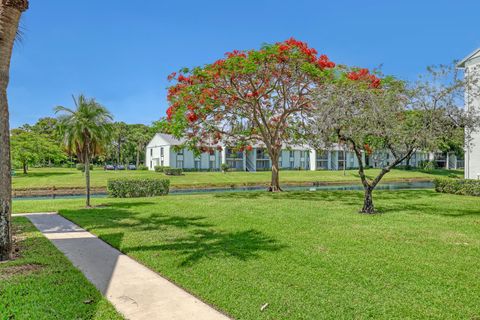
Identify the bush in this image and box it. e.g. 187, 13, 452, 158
137, 164, 148, 171
76, 163, 93, 172
434, 178, 480, 197
182, 168, 220, 172
107, 178, 170, 198
163, 168, 183, 176
154, 165, 170, 173
221, 163, 230, 173
418, 160, 436, 172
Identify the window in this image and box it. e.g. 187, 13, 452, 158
160, 147, 164, 157
338, 151, 346, 170
316, 150, 329, 170
176, 160, 184, 168
209, 160, 215, 170
150, 149, 153, 156
194, 158, 201, 170
150, 161, 152, 168
177, 148, 184, 155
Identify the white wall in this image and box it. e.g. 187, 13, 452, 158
465, 61, 480, 179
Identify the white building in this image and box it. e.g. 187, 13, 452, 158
458, 49, 480, 179
145, 133, 455, 172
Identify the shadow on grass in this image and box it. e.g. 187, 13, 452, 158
14, 171, 73, 178
122, 228, 286, 266
61, 207, 213, 232
61, 205, 286, 266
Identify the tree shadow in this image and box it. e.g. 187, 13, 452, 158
14, 171, 73, 178
61, 207, 213, 232
123, 228, 286, 266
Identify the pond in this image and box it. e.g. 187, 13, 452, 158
13, 181, 434, 201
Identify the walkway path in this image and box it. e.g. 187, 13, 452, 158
21, 212, 231, 320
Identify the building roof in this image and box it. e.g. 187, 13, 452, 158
457, 48, 480, 68
157, 133, 184, 145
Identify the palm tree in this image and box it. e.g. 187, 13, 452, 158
0, 0, 29, 261
55, 95, 113, 207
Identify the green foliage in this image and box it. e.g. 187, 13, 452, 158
418, 160, 437, 172
434, 178, 480, 196
107, 178, 170, 198
163, 168, 183, 176
76, 163, 93, 172
154, 165, 170, 172
10, 129, 66, 172
137, 164, 148, 170
221, 163, 230, 173
55, 95, 113, 163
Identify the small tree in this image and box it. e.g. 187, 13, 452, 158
165, 38, 336, 191
55, 95, 113, 207
11, 129, 65, 173
129, 124, 154, 167
307, 65, 475, 213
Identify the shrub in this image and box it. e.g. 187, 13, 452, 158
154, 165, 170, 173
76, 163, 93, 172
419, 160, 436, 172
163, 168, 183, 176
107, 178, 170, 198
221, 163, 230, 173
434, 178, 480, 197
137, 164, 148, 171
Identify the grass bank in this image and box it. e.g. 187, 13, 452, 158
13, 189, 480, 319
0, 218, 122, 319
12, 167, 462, 193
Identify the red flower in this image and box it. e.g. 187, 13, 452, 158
166, 106, 174, 120
246, 145, 253, 151
364, 144, 373, 155
187, 112, 198, 123
167, 72, 176, 81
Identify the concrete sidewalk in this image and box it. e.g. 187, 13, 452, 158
23, 213, 231, 320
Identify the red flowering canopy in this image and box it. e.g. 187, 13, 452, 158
165, 38, 337, 190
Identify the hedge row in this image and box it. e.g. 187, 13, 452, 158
434, 178, 480, 197
154, 165, 170, 172
163, 168, 183, 176
107, 178, 170, 198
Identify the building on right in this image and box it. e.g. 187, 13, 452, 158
458, 49, 480, 179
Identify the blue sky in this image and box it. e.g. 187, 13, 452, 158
8, 0, 480, 128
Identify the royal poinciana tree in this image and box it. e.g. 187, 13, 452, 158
307, 65, 476, 213
165, 38, 336, 191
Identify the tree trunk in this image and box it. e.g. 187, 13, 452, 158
269, 152, 282, 192
22, 161, 27, 174
0, 1, 28, 261
361, 187, 375, 214
136, 147, 140, 168
85, 154, 91, 207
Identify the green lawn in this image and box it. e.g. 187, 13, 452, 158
12, 167, 462, 190
0, 218, 122, 320
13, 189, 480, 319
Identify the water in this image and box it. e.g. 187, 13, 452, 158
13, 181, 434, 201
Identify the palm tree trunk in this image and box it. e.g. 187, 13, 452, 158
85, 154, 91, 207
0, 0, 28, 261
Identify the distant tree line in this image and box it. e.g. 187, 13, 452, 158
11, 116, 157, 173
